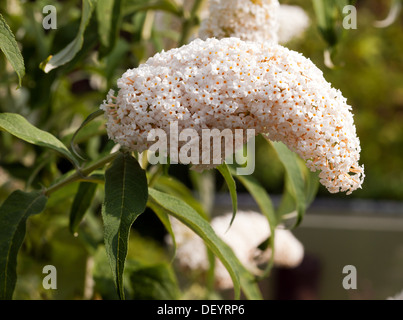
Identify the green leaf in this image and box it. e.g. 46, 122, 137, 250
40, 0, 97, 73
312, 0, 352, 48
189, 170, 215, 216
70, 109, 104, 160
0, 113, 79, 167
102, 153, 148, 300
217, 163, 238, 229
0, 14, 25, 87
153, 175, 208, 220
97, 0, 123, 54
271, 141, 306, 227
148, 188, 241, 299
129, 263, 180, 300
147, 201, 176, 260
0, 191, 47, 300
124, 0, 183, 18
69, 177, 100, 234
228, 166, 277, 277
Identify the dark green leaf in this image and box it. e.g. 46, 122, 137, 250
217, 163, 237, 229
69, 177, 101, 234
97, 0, 123, 55
148, 188, 241, 299
40, 0, 97, 73
129, 263, 180, 300
70, 109, 104, 160
102, 153, 148, 300
0, 113, 79, 167
0, 14, 25, 87
0, 191, 47, 300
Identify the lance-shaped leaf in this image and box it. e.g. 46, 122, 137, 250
102, 153, 148, 300
69, 175, 103, 234
228, 166, 277, 277
129, 263, 180, 300
154, 175, 208, 220
217, 163, 237, 229
0, 14, 25, 87
0, 191, 47, 300
148, 188, 241, 299
97, 0, 123, 54
147, 201, 176, 261
271, 141, 306, 227
40, 0, 97, 73
0, 113, 79, 167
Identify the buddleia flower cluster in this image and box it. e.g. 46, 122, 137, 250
101, 37, 364, 194
198, 0, 310, 44
167, 211, 304, 290
199, 0, 280, 43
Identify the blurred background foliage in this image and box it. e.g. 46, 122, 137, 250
0, 0, 402, 299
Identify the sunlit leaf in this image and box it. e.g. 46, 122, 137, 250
148, 188, 241, 299
217, 163, 237, 229
228, 166, 277, 276
154, 175, 208, 220
0, 14, 25, 87
0, 113, 79, 167
271, 141, 306, 227
40, 0, 97, 73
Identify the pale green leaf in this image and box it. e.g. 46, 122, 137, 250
271, 141, 306, 227
0, 14, 25, 87
217, 163, 237, 229
229, 166, 277, 277
0, 113, 79, 167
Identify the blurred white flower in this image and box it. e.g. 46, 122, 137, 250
387, 290, 403, 300
199, 0, 280, 43
167, 210, 304, 290
278, 5, 310, 44
101, 37, 364, 194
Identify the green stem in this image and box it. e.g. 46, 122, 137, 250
44, 152, 119, 196
178, 0, 206, 46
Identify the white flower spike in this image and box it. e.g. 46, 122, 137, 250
101, 38, 364, 194
199, 0, 280, 43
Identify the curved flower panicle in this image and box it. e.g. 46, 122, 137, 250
198, 0, 280, 43
166, 211, 304, 290
101, 38, 364, 194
